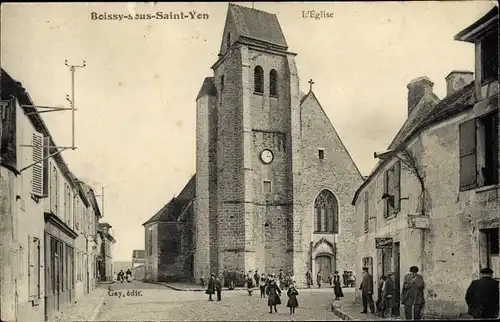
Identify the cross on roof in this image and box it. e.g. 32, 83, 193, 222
308, 79, 315, 92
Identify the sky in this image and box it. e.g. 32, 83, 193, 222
1, 1, 496, 261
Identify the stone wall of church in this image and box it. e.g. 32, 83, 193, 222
194, 92, 216, 280
297, 93, 364, 283
213, 47, 246, 271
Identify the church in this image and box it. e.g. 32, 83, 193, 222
143, 3, 363, 286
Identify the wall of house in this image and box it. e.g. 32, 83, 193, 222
355, 106, 499, 317
355, 135, 430, 303
144, 223, 158, 281
11, 100, 46, 322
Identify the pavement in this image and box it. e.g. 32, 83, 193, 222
93, 281, 343, 321
53, 285, 108, 322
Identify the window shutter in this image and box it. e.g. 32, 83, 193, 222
28, 236, 35, 299
383, 171, 388, 217
42, 137, 50, 197
36, 238, 40, 298
31, 132, 44, 197
394, 161, 401, 212
364, 191, 369, 232
54, 171, 59, 213
459, 119, 477, 190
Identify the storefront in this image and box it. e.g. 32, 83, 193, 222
44, 213, 77, 321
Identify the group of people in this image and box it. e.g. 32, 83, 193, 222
116, 269, 132, 283
205, 270, 300, 314
358, 265, 499, 320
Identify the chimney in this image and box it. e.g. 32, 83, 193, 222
407, 77, 434, 116
445, 70, 473, 95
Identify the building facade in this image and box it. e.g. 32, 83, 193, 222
132, 249, 145, 268
98, 223, 116, 281
144, 3, 363, 285
0, 69, 106, 322
353, 7, 498, 318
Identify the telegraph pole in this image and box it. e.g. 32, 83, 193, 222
65, 59, 86, 150
95, 187, 105, 217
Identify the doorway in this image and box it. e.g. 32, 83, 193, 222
393, 242, 401, 317
315, 255, 332, 283
482, 228, 499, 279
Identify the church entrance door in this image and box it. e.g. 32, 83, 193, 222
315, 255, 332, 283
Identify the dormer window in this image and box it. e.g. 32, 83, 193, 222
254, 66, 264, 94
481, 31, 498, 84
270, 69, 278, 97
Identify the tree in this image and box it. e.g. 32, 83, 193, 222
397, 148, 427, 216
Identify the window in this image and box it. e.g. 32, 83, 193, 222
318, 149, 325, 160
383, 161, 401, 218
147, 227, 153, 256
269, 69, 278, 97
481, 31, 498, 83
314, 190, 338, 233
220, 75, 224, 93
460, 113, 499, 190
227, 32, 231, 50
254, 66, 264, 94
74, 198, 80, 229
31, 132, 44, 197
364, 191, 369, 233
28, 236, 41, 302
263, 180, 272, 194
50, 166, 59, 215
362, 256, 373, 275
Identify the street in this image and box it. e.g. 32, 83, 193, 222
95, 282, 343, 321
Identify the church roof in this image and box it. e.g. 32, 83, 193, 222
142, 174, 196, 225
196, 77, 217, 101
351, 82, 476, 205
228, 3, 288, 48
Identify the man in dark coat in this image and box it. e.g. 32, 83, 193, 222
266, 279, 282, 313
401, 266, 425, 320
205, 273, 216, 301
385, 272, 396, 317
254, 270, 260, 288
214, 274, 223, 301
359, 267, 375, 314
465, 267, 499, 319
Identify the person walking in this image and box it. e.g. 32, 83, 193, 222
215, 274, 223, 301
247, 271, 254, 296
205, 273, 216, 301
333, 271, 344, 300
266, 278, 282, 314
359, 267, 375, 314
286, 281, 299, 314
306, 270, 312, 288
260, 273, 267, 298
401, 266, 425, 320
317, 270, 323, 288
465, 267, 499, 319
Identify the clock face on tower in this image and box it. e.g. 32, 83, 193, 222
260, 149, 274, 164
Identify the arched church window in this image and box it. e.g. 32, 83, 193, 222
270, 69, 278, 97
314, 190, 338, 234
254, 66, 264, 94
